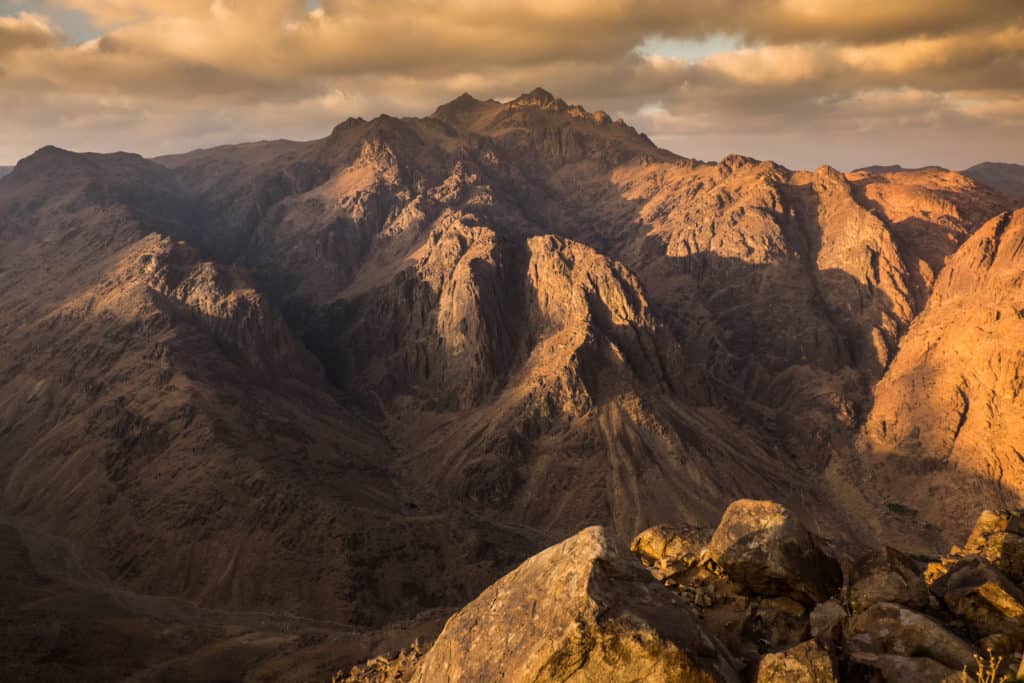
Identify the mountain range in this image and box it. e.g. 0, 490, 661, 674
965, 162, 1024, 200
2, 88, 1023, 681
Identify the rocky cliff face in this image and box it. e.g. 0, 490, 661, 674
0, 88, 1022, 680
859, 209, 1024, 542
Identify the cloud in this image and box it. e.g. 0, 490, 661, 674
0, 11, 61, 54
0, 1, 1021, 169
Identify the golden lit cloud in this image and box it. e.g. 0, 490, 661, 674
0, 11, 61, 53
0, 1, 1021, 170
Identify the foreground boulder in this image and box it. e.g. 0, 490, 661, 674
847, 653, 957, 682
411, 526, 740, 682
392, 499, 1024, 681
962, 510, 1024, 584
706, 500, 842, 605
846, 602, 975, 670
932, 556, 1024, 642
631, 524, 711, 582
809, 599, 846, 645
756, 640, 837, 683
848, 546, 930, 612
742, 596, 809, 652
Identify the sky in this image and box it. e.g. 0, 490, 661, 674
0, 1, 1022, 170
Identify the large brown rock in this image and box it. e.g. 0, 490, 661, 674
846, 602, 975, 670
847, 653, 958, 682
809, 599, 846, 645
756, 640, 837, 683
848, 546, 930, 612
706, 500, 842, 605
962, 510, 1024, 584
932, 556, 1024, 641
631, 524, 711, 582
742, 596, 810, 652
410, 526, 740, 683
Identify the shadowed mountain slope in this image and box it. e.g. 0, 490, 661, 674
965, 162, 1024, 202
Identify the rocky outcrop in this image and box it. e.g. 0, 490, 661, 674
706, 500, 842, 605
410, 526, 740, 683
624, 500, 1024, 681
398, 498, 1024, 682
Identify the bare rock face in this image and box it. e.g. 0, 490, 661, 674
860, 209, 1024, 542
410, 526, 740, 683
809, 165, 915, 377
706, 500, 842, 605
756, 640, 837, 683
848, 547, 930, 613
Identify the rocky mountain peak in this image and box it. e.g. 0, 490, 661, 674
7, 145, 140, 181
718, 153, 763, 174
813, 164, 847, 188
429, 91, 501, 129
431, 91, 481, 115
510, 86, 569, 111
329, 116, 367, 136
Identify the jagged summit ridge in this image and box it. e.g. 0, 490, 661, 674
427, 86, 629, 139
510, 86, 565, 110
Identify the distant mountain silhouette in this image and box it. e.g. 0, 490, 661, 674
965, 161, 1024, 200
